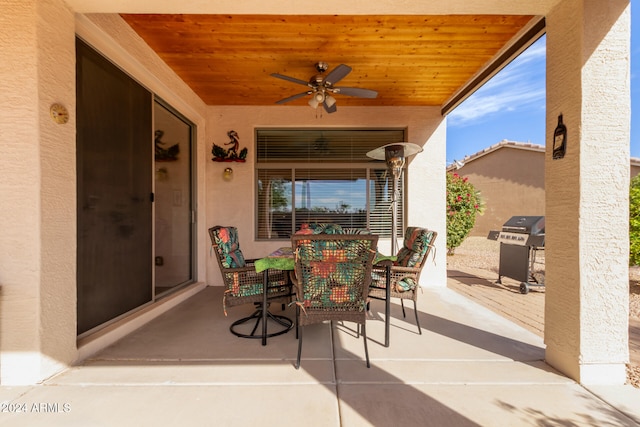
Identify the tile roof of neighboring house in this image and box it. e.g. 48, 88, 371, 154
447, 140, 543, 171
447, 139, 640, 171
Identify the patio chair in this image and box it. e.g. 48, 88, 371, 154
368, 227, 437, 334
291, 233, 378, 369
209, 226, 293, 338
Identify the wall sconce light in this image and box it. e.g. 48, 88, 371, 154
552, 114, 567, 160
223, 167, 233, 181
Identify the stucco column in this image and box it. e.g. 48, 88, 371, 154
545, 0, 630, 384
409, 116, 448, 288
0, 0, 77, 384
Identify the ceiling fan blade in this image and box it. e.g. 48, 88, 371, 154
275, 91, 310, 104
323, 100, 337, 114
333, 87, 378, 98
271, 73, 310, 86
323, 64, 352, 85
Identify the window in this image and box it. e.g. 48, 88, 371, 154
256, 129, 406, 240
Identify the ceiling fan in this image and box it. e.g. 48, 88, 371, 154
271, 62, 378, 113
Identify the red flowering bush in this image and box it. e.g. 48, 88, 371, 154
446, 172, 484, 255
630, 175, 640, 265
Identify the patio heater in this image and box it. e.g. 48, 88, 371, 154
366, 142, 423, 254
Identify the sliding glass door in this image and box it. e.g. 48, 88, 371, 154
76, 39, 196, 336
153, 100, 194, 296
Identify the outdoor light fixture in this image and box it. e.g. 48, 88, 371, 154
366, 142, 423, 254
223, 167, 233, 181
552, 114, 567, 160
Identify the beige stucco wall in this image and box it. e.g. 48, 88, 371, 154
457, 148, 545, 236
1, 0, 77, 385
545, 0, 630, 384
205, 106, 448, 289
458, 149, 639, 237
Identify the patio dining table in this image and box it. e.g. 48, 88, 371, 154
255, 246, 396, 347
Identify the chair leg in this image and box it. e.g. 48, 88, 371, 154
295, 304, 300, 339
400, 299, 406, 318
362, 322, 370, 368
413, 300, 422, 334
296, 326, 303, 369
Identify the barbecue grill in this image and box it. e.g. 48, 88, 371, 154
487, 216, 545, 294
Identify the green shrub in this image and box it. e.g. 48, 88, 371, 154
630, 175, 640, 266
446, 172, 484, 255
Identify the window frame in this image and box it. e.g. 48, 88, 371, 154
255, 128, 407, 241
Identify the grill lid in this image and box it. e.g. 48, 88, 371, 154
501, 216, 545, 235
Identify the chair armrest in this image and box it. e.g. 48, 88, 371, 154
370, 264, 421, 293
388, 265, 421, 274
221, 265, 259, 274
371, 264, 420, 275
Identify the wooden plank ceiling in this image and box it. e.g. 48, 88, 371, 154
121, 14, 534, 108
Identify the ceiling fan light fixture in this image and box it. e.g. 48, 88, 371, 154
272, 62, 378, 112
308, 91, 325, 109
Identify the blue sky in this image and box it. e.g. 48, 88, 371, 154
446, 3, 640, 165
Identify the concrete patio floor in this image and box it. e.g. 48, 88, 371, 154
1, 284, 640, 426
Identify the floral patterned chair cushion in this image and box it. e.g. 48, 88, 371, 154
342, 227, 371, 235
296, 222, 371, 235
295, 222, 344, 235
295, 239, 369, 309
391, 227, 436, 291
395, 227, 436, 268
210, 226, 246, 268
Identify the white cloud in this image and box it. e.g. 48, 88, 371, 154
448, 37, 546, 127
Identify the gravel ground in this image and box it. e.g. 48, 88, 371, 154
447, 236, 640, 388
